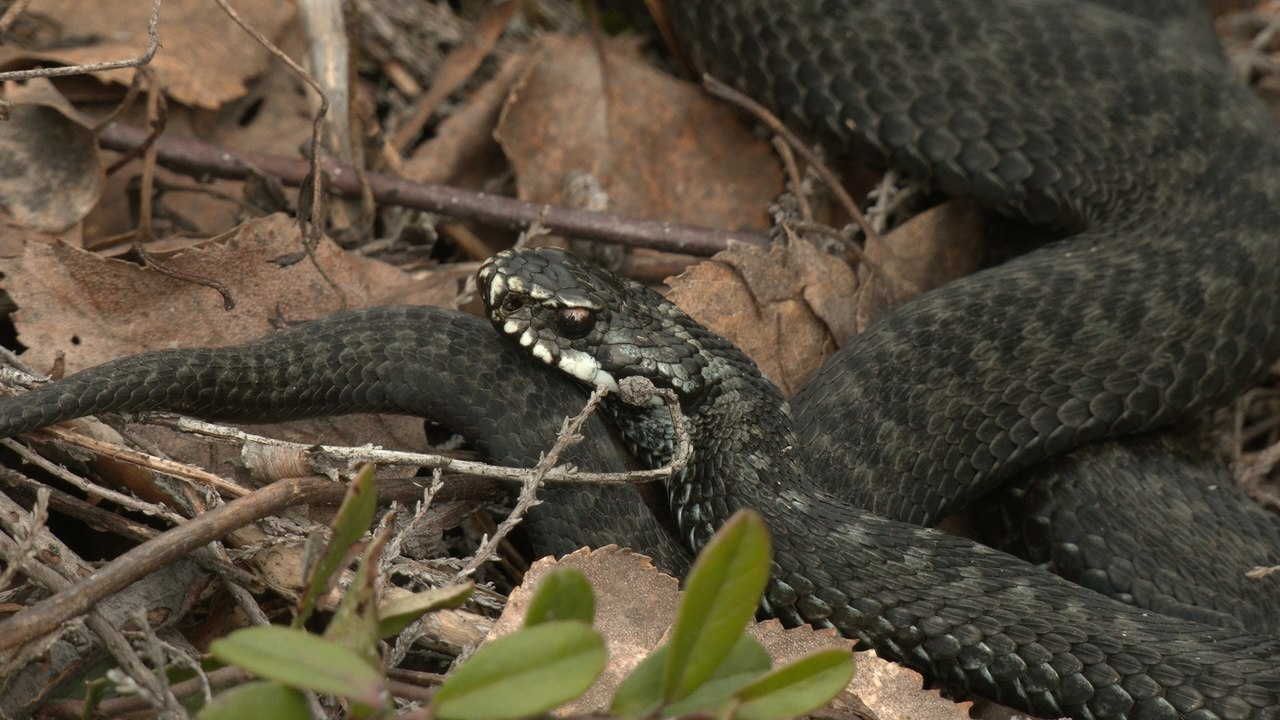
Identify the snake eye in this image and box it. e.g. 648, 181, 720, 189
556, 307, 595, 339
501, 295, 526, 313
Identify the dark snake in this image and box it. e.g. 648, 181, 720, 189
1, 1, 1279, 718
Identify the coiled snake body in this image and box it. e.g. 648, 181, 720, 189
0, 2, 1279, 719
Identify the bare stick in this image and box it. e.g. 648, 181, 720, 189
160, 413, 692, 487
0, 475, 334, 653
96, 123, 764, 256
0, 0, 162, 82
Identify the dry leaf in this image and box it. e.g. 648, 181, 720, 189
496, 34, 781, 230
0, 79, 102, 233
0, 0, 296, 109
857, 200, 986, 329
403, 52, 528, 186
494, 547, 972, 720
495, 547, 681, 715
667, 239, 859, 397
0, 213, 472, 463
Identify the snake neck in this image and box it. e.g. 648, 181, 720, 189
603, 339, 811, 554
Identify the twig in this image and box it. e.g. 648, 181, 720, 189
211, 0, 339, 309
134, 240, 236, 310
101, 610, 188, 718
0, 438, 187, 525
701, 73, 879, 253
0, 0, 35, 35
96, 123, 765, 256
0, 0, 161, 82
772, 136, 813, 222
159, 414, 692, 487
39, 666, 253, 720
0, 475, 335, 653
384, 472, 445, 564
0, 488, 47, 592
35, 422, 250, 497
0, 467, 259, 589
453, 385, 610, 581
0, 493, 183, 713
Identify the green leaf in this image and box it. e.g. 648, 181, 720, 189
378, 583, 474, 638
610, 644, 668, 718
663, 633, 770, 717
664, 509, 772, 701
730, 649, 855, 720
195, 681, 311, 720
324, 517, 394, 666
435, 620, 605, 720
295, 465, 378, 627
208, 626, 386, 708
524, 568, 596, 625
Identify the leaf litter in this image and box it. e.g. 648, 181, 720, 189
0, 2, 1276, 719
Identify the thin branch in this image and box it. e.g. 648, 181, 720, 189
159, 412, 691, 487
0, 475, 334, 653
0, 438, 187, 525
18, 422, 249, 497
0, 493, 182, 712
211, 0, 329, 254
701, 73, 878, 252
0, 0, 161, 82
453, 385, 609, 581
0, 488, 47, 592
96, 123, 765, 256
0, 0, 35, 35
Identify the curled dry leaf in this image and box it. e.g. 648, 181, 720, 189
496, 34, 782, 231
0, 79, 102, 233
667, 239, 860, 398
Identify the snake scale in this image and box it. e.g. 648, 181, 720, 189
0, 1, 1278, 718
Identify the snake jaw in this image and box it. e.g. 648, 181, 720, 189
479, 248, 720, 402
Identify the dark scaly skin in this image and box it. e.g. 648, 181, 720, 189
481, 248, 1280, 720
975, 436, 1280, 636
0, 308, 690, 571
662, 0, 1280, 641
0, 1, 1276, 718
664, 0, 1280, 525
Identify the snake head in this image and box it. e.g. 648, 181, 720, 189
477, 247, 710, 401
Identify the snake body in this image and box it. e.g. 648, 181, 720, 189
0, 1, 1279, 718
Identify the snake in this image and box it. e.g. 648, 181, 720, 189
0, 0, 1279, 718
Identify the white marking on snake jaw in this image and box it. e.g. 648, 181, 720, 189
558, 348, 618, 392
532, 343, 554, 365
488, 276, 507, 307
503, 320, 521, 336
518, 329, 535, 347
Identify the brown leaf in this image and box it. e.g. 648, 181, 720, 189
495, 34, 781, 230
1, 214, 458, 373
0, 0, 296, 109
0, 79, 102, 233
494, 547, 971, 720
494, 547, 681, 715
856, 200, 986, 330
0, 214, 471, 460
402, 52, 528, 187
667, 239, 859, 397
389, 0, 524, 150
